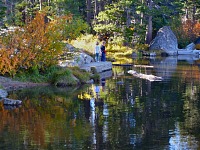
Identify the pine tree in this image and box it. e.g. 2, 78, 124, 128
0, 1, 6, 24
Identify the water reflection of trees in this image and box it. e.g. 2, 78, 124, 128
110, 61, 200, 148
0, 86, 93, 149
150, 56, 177, 80
1, 59, 200, 149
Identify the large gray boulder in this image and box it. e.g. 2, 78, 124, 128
59, 52, 94, 67
59, 43, 95, 67
80, 61, 112, 73
65, 43, 77, 52
149, 26, 178, 55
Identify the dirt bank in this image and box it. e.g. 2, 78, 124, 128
0, 76, 50, 91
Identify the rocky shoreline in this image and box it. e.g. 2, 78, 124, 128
0, 76, 50, 105
0, 43, 111, 105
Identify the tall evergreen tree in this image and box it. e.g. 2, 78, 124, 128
183, 0, 200, 22
143, 0, 184, 44
0, 1, 6, 25
93, 0, 185, 45
93, 0, 133, 43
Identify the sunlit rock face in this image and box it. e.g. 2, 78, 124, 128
150, 27, 200, 55
59, 43, 95, 67
149, 26, 178, 55
59, 52, 94, 67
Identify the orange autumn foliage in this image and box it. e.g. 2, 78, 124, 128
182, 20, 200, 41
193, 23, 200, 37
0, 11, 72, 76
173, 19, 200, 48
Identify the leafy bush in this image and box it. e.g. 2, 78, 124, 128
70, 34, 96, 54
90, 67, 97, 74
13, 65, 60, 82
171, 18, 200, 48
90, 73, 100, 83
133, 43, 149, 51
50, 68, 77, 86
70, 67, 90, 84
0, 11, 89, 77
114, 50, 133, 58
0, 12, 67, 76
13, 65, 91, 86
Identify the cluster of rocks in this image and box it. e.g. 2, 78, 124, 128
0, 76, 49, 107
0, 89, 22, 106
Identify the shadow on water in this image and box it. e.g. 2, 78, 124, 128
1, 56, 200, 149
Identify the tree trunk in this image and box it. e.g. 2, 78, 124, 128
86, 0, 92, 25
94, 0, 99, 24
145, 0, 153, 44
126, 8, 131, 27
94, 0, 99, 16
5, 0, 10, 20
145, 16, 152, 44
99, 0, 105, 11
192, 5, 196, 23
39, 0, 42, 10
140, 0, 144, 25
185, 7, 189, 20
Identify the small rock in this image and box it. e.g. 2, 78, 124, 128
0, 89, 8, 98
149, 26, 178, 54
86, 79, 94, 84
3, 98, 22, 105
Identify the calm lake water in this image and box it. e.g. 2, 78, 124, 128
1, 56, 200, 150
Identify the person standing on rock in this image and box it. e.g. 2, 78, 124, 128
94, 41, 101, 62
100, 41, 106, 61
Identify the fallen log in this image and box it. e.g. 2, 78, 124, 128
133, 65, 154, 68
128, 70, 163, 82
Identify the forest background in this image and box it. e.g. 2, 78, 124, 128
0, 0, 199, 84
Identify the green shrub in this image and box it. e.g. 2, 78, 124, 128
50, 68, 77, 86
91, 67, 97, 74
70, 67, 90, 84
14, 67, 45, 82
90, 73, 100, 83
43, 65, 62, 79
13, 64, 92, 86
